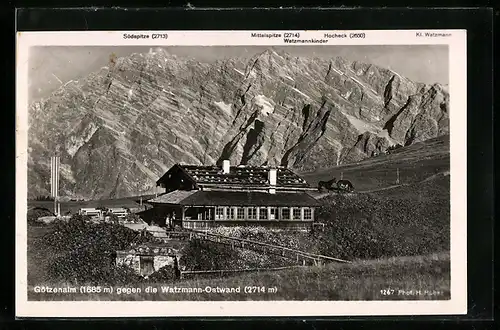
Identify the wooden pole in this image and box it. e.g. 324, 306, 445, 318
396, 168, 400, 184
340, 172, 343, 180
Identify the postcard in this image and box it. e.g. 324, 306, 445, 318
16, 29, 467, 317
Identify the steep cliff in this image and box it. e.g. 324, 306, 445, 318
28, 48, 449, 199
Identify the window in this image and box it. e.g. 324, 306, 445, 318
247, 207, 257, 220
259, 208, 268, 220
303, 208, 312, 220
281, 207, 290, 220
293, 208, 301, 220
269, 207, 278, 220
228, 208, 236, 220
215, 207, 224, 220
236, 207, 245, 220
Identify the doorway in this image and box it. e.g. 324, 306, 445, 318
140, 256, 155, 276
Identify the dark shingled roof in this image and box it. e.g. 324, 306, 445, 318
178, 164, 311, 188
148, 190, 320, 207
148, 190, 198, 204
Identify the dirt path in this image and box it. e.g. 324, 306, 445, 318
357, 184, 410, 194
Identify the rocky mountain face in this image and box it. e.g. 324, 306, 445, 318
28, 49, 449, 199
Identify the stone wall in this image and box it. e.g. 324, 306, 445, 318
116, 253, 141, 273
116, 252, 176, 277
154, 255, 175, 271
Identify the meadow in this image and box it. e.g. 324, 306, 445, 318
28, 252, 450, 301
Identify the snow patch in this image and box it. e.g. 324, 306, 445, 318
342, 91, 352, 100
344, 113, 398, 146
254, 95, 275, 116
234, 68, 244, 75
389, 69, 402, 79
343, 113, 379, 134
59, 163, 76, 184
376, 129, 398, 146
271, 50, 285, 60
291, 87, 311, 99
350, 76, 364, 87
162, 89, 175, 96
63, 80, 75, 87
51, 73, 63, 84
214, 101, 233, 116
331, 66, 343, 75
65, 122, 99, 157
128, 89, 133, 97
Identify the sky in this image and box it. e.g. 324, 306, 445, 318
28, 45, 448, 103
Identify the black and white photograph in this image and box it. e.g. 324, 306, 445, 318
16, 30, 467, 317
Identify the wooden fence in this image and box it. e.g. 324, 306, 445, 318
140, 229, 350, 266
180, 265, 307, 279
187, 230, 350, 266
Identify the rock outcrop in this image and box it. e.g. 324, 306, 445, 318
28, 49, 449, 199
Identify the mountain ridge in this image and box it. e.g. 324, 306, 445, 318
28, 49, 450, 199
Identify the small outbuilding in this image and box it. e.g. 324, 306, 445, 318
115, 243, 181, 277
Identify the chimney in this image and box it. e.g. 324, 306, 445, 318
268, 168, 277, 194
223, 160, 230, 174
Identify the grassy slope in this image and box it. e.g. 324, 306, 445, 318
301, 135, 449, 193
313, 173, 450, 260
28, 252, 450, 301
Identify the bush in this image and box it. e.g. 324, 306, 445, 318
207, 226, 315, 252
148, 265, 179, 282
123, 213, 143, 223
179, 236, 298, 271
48, 246, 142, 285
27, 207, 54, 225
43, 214, 157, 284
180, 239, 240, 271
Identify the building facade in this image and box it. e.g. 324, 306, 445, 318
146, 160, 320, 231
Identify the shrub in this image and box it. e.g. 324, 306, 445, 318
48, 246, 142, 285
148, 265, 179, 282
43, 214, 157, 284
124, 213, 143, 223
27, 207, 54, 225
180, 239, 240, 271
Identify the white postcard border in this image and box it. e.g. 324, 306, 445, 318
15, 29, 467, 318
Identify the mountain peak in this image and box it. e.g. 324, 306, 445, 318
27, 50, 450, 199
